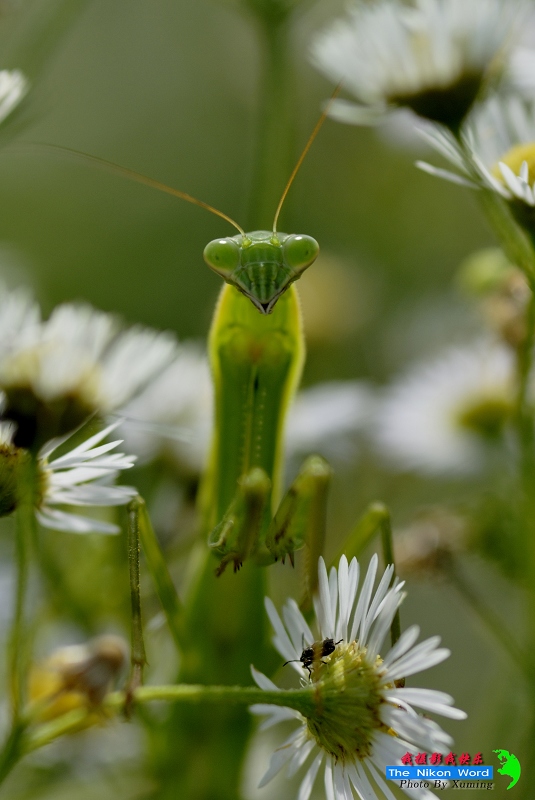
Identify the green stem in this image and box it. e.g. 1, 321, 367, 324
115, 683, 310, 710
331, 502, 390, 566
8, 455, 36, 720
514, 281, 535, 478
448, 561, 531, 683
1, 455, 38, 787
0, 721, 27, 788
26, 684, 313, 754
379, 509, 401, 649
511, 282, 535, 692
246, 11, 294, 228
132, 496, 186, 653
127, 499, 147, 692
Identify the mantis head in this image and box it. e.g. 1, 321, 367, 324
203, 230, 319, 314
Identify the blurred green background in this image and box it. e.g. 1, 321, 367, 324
0, 0, 528, 798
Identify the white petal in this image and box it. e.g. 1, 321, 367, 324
415, 161, 478, 189
297, 752, 323, 800
337, 554, 350, 641
348, 762, 378, 800
283, 601, 310, 655
250, 705, 301, 731
366, 759, 398, 800
382, 625, 420, 668
36, 507, 120, 534
350, 553, 378, 642
250, 665, 280, 691
325, 759, 336, 800
288, 738, 315, 777
318, 557, 335, 637
265, 597, 298, 662
257, 728, 304, 788
385, 687, 467, 719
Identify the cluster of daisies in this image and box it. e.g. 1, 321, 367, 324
120, 335, 521, 479
0, 280, 518, 539
0, 284, 378, 535
0, 286, 177, 533
313, 0, 535, 254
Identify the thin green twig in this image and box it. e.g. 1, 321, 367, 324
132, 496, 186, 652
8, 455, 36, 720
127, 500, 147, 694
379, 510, 402, 650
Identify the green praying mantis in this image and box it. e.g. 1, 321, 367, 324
60, 102, 337, 799
49, 102, 335, 589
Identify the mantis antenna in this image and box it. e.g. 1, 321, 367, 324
272, 83, 342, 234
32, 143, 246, 235
31, 85, 341, 238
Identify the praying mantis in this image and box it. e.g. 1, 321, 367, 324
43, 104, 337, 798
50, 102, 335, 586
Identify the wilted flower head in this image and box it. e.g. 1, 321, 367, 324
29, 634, 128, 721
312, 0, 524, 133
374, 339, 515, 475
394, 507, 468, 580
251, 555, 465, 800
0, 290, 178, 448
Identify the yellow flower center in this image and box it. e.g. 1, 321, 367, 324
304, 641, 388, 762
493, 142, 535, 183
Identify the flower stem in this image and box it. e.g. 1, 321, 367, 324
513, 280, 535, 479
126, 498, 147, 696
8, 454, 36, 720
0, 721, 27, 788
379, 509, 402, 649
1, 454, 38, 786
132, 495, 186, 652
25, 684, 313, 754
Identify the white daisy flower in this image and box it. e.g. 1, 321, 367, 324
36, 422, 137, 534
0, 296, 178, 449
117, 345, 372, 474
416, 93, 535, 213
0, 421, 137, 533
374, 340, 515, 475
312, 0, 524, 132
0, 69, 28, 126
116, 342, 213, 474
285, 381, 373, 466
0, 283, 41, 354
251, 555, 465, 800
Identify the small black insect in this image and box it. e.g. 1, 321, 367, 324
284, 638, 343, 678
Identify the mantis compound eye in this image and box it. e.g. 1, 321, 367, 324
204, 238, 241, 277
282, 234, 319, 274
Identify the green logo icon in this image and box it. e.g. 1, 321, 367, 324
494, 749, 521, 790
